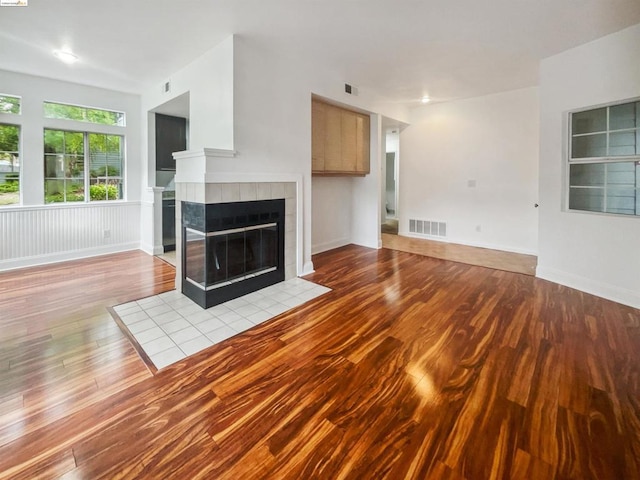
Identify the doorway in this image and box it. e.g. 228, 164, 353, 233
150, 92, 190, 263
382, 129, 399, 235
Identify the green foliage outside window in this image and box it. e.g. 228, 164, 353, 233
44, 102, 125, 126
0, 95, 20, 114
44, 129, 124, 203
0, 123, 20, 206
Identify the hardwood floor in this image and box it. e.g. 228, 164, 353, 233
382, 233, 537, 276
1, 246, 639, 479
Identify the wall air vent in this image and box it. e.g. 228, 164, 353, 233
344, 83, 358, 96
409, 219, 447, 237
162, 80, 171, 94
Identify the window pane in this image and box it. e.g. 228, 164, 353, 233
44, 102, 125, 126
609, 102, 637, 130
572, 108, 606, 134
44, 129, 85, 203
44, 154, 63, 178
606, 161, 636, 186
88, 133, 123, 201
571, 133, 606, 159
569, 187, 604, 212
65, 131, 84, 154
44, 129, 64, 153
569, 161, 638, 216
609, 131, 636, 156
0, 95, 21, 114
570, 163, 605, 187
44, 180, 65, 203
606, 187, 636, 215
66, 154, 84, 177
0, 123, 20, 206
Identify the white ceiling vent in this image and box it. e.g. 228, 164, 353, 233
409, 219, 447, 237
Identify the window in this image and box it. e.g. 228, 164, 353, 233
0, 94, 21, 115
569, 100, 640, 216
44, 101, 125, 126
0, 124, 20, 206
44, 129, 124, 203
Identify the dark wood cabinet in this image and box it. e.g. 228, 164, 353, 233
155, 113, 187, 171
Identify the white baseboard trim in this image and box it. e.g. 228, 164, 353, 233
140, 242, 165, 256
301, 261, 315, 276
398, 231, 538, 256
312, 238, 350, 255
536, 265, 640, 310
0, 242, 141, 272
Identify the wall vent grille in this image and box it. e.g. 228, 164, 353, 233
409, 219, 447, 237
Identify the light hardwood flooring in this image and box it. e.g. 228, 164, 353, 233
382, 233, 537, 276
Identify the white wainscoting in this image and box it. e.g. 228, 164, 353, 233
0, 202, 142, 271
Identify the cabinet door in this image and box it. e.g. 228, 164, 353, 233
341, 110, 358, 172
311, 101, 326, 172
156, 113, 187, 171
356, 113, 370, 174
324, 105, 343, 171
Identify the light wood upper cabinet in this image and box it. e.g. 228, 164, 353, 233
312, 99, 370, 176
324, 104, 343, 172
311, 100, 326, 172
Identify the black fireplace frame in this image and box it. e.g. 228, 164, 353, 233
181, 199, 285, 309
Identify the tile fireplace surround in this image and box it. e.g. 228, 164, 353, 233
173, 149, 301, 294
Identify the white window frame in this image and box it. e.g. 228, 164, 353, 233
567, 98, 640, 217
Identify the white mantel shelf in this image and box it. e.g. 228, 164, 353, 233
173, 148, 237, 184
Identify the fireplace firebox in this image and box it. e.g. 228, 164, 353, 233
181, 199, 285, 308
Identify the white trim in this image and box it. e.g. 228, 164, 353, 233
536, 265, 640, 309
301, 261, 315, 276
0, 200, 140, 212
173, 148, 236, 160
312, 238, 350, 255
0, 242, 140, 272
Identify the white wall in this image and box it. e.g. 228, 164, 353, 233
139, 36, 234, 254
214, 36, 408, 273
400, 87, 540, 255
538, 23, 640, 308
141, 36, 234, 155
312, 177, 353, 254
0, 70, 143, 269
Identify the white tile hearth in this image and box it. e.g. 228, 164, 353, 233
112, 278, 331, 370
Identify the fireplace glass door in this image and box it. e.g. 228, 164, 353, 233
185, 223, 278, 290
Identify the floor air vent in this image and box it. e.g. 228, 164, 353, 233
409, 219, 447, 237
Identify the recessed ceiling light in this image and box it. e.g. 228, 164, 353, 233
421, 96, 431, 104
53, 49, 78, 64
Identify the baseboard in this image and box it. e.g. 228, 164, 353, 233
312, 238, 350, 255
140, 242, 165, 256
536, 265, 640, 309
0, 242, 141, 272
398, 231, 538, 256
301, 261, 315, 276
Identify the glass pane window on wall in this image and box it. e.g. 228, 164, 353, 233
0, 124, 20, 206
44, 102, 125, 127
44, 130, 85, 203
0, 94, 21, 115
89, 133, 123, 201
44, 129, 124, 203
569, 100, 640, 217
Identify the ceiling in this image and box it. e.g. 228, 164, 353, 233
1, 0, 640, 105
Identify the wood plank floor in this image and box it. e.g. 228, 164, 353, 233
1, 246, 639, 479
382, 233, 537, 276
